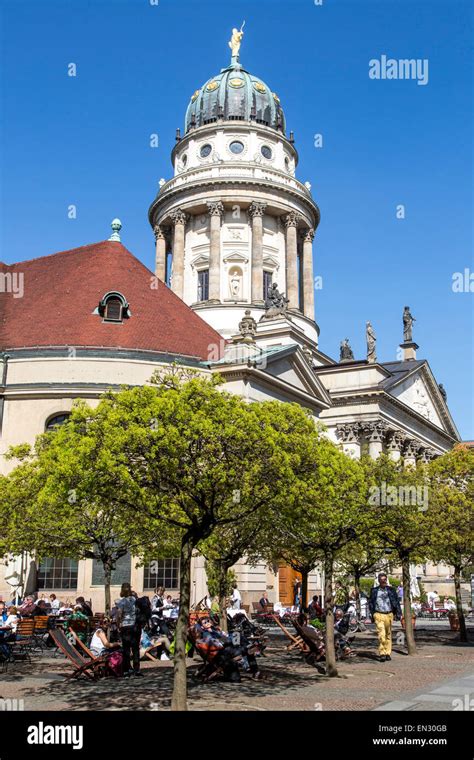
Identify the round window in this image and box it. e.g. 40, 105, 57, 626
261, 145, 272, 159
229, 140, 244, 155
200, 144, 212, 158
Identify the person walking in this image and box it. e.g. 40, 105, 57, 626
116, 583, 142, 677
369, 573, 401, 662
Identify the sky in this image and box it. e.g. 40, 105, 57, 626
0, 0, 472, 437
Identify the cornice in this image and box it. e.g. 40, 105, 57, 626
148, 177, 320, 229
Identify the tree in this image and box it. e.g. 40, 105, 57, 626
338, 538, 389, 620
200, 512, 264, 631
1, 416, 167, 613
11, 374, 314, 709
267, 435, 368, 677
365, 455, 431, 655
428, 445, 474, 642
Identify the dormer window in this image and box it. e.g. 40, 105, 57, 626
105, 297, 122, 321
96, 292, 131, 322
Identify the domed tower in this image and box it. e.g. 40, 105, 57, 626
148, 28, 320, 344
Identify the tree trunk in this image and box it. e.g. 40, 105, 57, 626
104, 562, 112, 614
354, 569, 361, 619
218, 561, 228, 633
301, 568, 309, 611
171, 534, 194, 711
453, 564, 467, 642
401, 555, 416, 655
323, 553, 338, 677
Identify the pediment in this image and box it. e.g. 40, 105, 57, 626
190, 254, 209, 269
262, 347, 332, 408
222, 251, 249, 264
386, 364, 459, 438
262, 254, 280, 270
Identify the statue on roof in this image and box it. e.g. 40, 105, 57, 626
260, 283, 289, 321
366, 321, 377, 363
403, 306, 416, 342
340, 338, 354, 362
229, 22, 245, 60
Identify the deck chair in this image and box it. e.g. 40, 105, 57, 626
49, 628, 109, 680
271, 614, 308, 653
292, 619, 326, 665
188, 627, 224, 683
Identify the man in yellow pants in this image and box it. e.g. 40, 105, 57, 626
369, 573, 402, 662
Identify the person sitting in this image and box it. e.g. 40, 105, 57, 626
139, 628, 171, 660
4, 606, 18, 637
198, 616, 261, 682
334, 608, 352, 657
0, 601, 8, 625
443, 597, 456, 611
89, 621, 121, 658
0, 602, 14, 660
18, 595, 36, 617
69, 605, 90, 643
296, 612, 325, 659
307, 595, 324, 621
258, 591, 270, 611
75, 597, 93, 617
31, 599, 49, 617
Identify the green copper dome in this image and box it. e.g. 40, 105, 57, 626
185, 60, 286, 134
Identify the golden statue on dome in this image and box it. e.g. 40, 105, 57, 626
229, 22, 245, 60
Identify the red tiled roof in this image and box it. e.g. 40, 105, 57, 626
0, 241, 223, 361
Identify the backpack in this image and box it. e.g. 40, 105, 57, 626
135, 596, 152, 629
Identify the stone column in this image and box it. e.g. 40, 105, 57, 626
302, 228, 315, 320
366, 422, 386, 460
387, 431, 403, 462
153, 224, 167, 282
336, 423, 362, 459
170, 209, 188, 299
248, 201, 266, 304
207, 201, 224, 302
404, 441, 418, 468
284, 211, 300, 310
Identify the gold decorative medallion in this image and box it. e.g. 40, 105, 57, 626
191, 89, 200, 102
272, 92, 280, 103
206, 81, 219, 92
229, 77, 244, 88
253, 82, 266, 94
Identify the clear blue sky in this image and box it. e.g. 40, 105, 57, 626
0, 0, 472, 437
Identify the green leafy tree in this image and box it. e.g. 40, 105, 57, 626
428, 445, 474, 642
17, 374, 314, 709
200, 513, 264, 631
338, 539, 389, 619
1, 420, 167, 613
267, 435, 368, 677
364, 455, 431, 655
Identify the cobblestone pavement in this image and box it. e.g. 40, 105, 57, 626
0, 624, 472, 712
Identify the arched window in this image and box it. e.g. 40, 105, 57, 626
104, 297, 122, 321
97, 292, 130, 322
45, 413, 70, 432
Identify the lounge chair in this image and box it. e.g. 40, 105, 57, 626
271, 614, 309, 653
49, 628, 109, 680
291, 618, 326, 666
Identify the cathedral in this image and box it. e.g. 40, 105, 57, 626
0, 30, 460, 608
